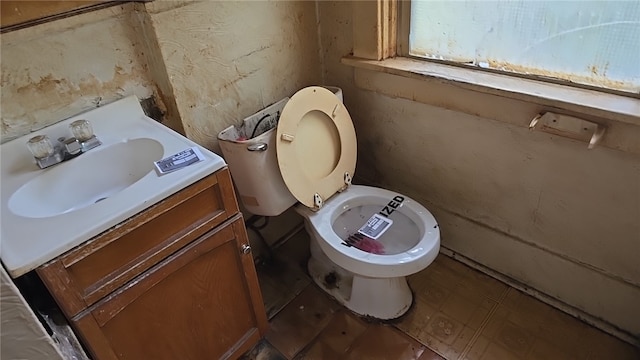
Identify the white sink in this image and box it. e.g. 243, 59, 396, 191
8, 138, 164, 218
0, 96, 226, 277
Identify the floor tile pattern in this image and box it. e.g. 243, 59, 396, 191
265, 285, 444, 360
242, 232, 640, 360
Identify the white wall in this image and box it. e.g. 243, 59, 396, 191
317, 1, 640, 341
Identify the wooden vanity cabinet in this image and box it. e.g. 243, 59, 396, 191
36, 168, 267, 359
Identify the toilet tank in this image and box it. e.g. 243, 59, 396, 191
218, 86, 344, 216
218, 98, 296, 216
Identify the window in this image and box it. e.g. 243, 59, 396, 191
408, 1, 640, 94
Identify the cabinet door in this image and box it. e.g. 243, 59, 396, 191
71, 215, 267, 360
37, 169, 240, 318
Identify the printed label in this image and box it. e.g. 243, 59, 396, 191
154, 147, 205, 175
378, 195, 405, 217
358, 213, 393, 240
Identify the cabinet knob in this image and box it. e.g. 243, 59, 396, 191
241, 244, 251, 255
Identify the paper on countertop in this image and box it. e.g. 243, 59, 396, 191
154, 147, 205, 175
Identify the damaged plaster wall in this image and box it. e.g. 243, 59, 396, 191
143, 0, 322, 153
317, 1, 640, 340
1, 0, 322, 152
0, 3, 175, 143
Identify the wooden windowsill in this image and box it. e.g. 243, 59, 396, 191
342, 55, 640, 155
342, 56, 640, 127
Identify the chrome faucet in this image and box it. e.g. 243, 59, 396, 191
27, 120, 102, 169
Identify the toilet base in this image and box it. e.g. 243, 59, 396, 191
307, 238, 413, 320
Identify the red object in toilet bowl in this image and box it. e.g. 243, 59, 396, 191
346, 233, 385, 255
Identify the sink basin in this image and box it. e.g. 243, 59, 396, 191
1, 95, 227, 278
8, 138, 163, 218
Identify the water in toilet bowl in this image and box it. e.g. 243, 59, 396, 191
332, 204, 420, 255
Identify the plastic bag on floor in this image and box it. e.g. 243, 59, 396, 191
40, 312, 90, 360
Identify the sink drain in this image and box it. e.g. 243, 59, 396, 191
94, 197, 108, 203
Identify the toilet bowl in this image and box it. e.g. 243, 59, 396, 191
296, 185, 439, 319
218, 86, 440, 319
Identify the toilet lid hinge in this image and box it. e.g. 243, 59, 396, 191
338, 172, 351, 192
313, 193, 324, 210
342, 172, 352, 190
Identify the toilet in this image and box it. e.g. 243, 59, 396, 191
218, 86, 440, 319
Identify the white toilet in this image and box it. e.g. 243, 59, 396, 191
219, 86, 440, 319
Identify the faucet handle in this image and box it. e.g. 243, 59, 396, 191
70, 119, 94, 142
27, 135, 54, 159
70, 119, 101, 152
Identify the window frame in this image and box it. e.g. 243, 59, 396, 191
345, 0, 640, 155
348, 0, 639, 117
395, 0, 638, 97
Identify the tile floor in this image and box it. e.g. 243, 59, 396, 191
241, 230, 639, 360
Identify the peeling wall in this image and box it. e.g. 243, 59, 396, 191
1, 0, 322, 149
0, 3, 177, 143
144, 0, 322, 153
317, 1, 640, 340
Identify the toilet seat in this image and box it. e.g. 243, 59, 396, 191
276, 87, 357, 209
